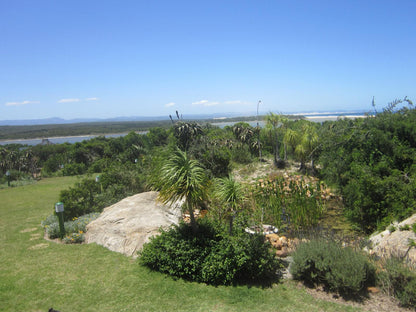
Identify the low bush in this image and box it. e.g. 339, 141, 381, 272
290, 239, 375, 296
63, 232, 85, 244
42, 212, 100, 241
59, 163, 145, 220
377, 257, 416, 309
139, 220, 281, 285
62, 163, 87, 176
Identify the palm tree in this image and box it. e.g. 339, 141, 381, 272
232, 123, 254, 146
265, 113, 285, 168
214, 176, 245, 234
155, 148, 207, 232
284, 128, 300, 158
302, 124, 319, 171
295, 124, 319, 173
173, 121, 203, 151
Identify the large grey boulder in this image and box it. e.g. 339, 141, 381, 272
366, 214, 416, 266
85, 191, 181, 257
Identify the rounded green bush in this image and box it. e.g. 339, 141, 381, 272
290, 239, 375, 296
139, 220, 281, 285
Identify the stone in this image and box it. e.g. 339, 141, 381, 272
367, 286, 380, 294
279, 236, 288, 247
366, 213, 416, 266
276, 246, 289, 258
266, 233, 282, 249
85, 191, 182, 258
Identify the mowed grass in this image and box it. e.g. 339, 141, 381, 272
0, 177, 364, 312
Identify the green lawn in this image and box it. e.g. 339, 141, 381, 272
0, 177, 364, 312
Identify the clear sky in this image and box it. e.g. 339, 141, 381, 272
1, 0, 415, 120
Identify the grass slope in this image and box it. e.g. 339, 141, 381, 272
0, 177, 363, 312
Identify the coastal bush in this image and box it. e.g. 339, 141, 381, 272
63, 232, 85, 244
58, 163, 145, 220
290, 239, 375, 296
378, 257, 416, 308
62, 163, 86, 176
318, 103, 416, 233
139, 220, 281, 285
42, 212, 100, 241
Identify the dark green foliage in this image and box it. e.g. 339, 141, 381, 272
290, 239, 375, 296
377, 257, 416, 308
62, 163, 86, 176
59, 178, 101, 219
231, 144, 253, 164
188, 140, 231, 178
139, 220, 281, 285
147, 127, 169, 146
173, 121, 203, 151
318, 104, 416, 233
59, 163, 145, 220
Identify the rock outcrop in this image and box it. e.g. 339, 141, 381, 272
366, 214, 416, 266
85, 191, 181, 258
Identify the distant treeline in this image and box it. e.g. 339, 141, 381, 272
0, 115, 277, 140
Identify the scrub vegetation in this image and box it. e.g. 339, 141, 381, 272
1, 99, 416, 310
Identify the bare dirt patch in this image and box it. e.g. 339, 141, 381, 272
20, 227, 38, 233
28, 243, 49, 250
30, 233, 41, 240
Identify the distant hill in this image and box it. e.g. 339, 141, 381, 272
0, 112, 249, 126
0, 110, 368, 126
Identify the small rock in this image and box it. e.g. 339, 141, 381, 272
276, 246, 289, 257
279, 236, 288, 247
367, 287, 380, 294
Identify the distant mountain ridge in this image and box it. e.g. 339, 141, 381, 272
0, 110, 368, 126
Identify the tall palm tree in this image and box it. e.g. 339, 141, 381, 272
265, 113, 287, 168
284, 128, 300, 158
155, 148, 207, 232
295, 124, 319, 172
214, 176, 245, 234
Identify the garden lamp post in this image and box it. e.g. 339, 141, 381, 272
55, 202, 65, 239
5, 170, 10, 187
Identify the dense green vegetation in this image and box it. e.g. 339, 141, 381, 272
139, 219, 281, 286
1, 101, 416, 307
319, 99, 416, 232
1, 177, 366, 312
2, 101, 415, 234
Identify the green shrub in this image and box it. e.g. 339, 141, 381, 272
399, 224, 410, 231
63, 232, 85, 244
59, 178, 101, 219
290, 239, 375, 296
41, 214, 58, 228
42, 212, 100, 241
388, 225, 397, 233
378, 257, 416, 309
139, 220, 281, 285
62, 163, 87, 176
412, 223, 416, 234
45, 222, 61, 239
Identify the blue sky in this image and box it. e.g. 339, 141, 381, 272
1, 0, 415, 120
